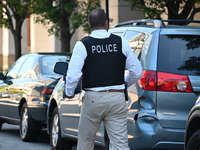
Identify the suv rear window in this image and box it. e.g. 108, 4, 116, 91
157, 35, 200, 76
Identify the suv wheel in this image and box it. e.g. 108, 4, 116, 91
186, 129, 200, 150
20, 103, 41, 142
50, 107, 73, 150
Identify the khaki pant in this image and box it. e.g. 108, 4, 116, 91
77, 91, 130, 150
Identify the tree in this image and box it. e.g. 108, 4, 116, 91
123, 0, 200, 24
0, 0, 35, 60
33, 0, 101, 52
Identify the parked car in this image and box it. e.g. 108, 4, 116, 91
184, 96, 200, 150
0, 53, 70, 142
47, 19, 200, 150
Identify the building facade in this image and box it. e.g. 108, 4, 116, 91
0, 0, 144, 70
1, 0, 199, 70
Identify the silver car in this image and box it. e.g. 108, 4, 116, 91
47, 19, 200, 150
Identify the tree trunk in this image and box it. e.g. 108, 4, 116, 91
166, 0, 196, 25
60, 0, 73, 53
14, 32, 22, 60
60, 28, 71, 52
14, 20, 23, 60
9, 14, 23, 61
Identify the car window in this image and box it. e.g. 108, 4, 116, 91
41, 56, 70, 75
18, 56, 35, 78
157, 34, 200, 76
125, 31, 145, 58
6, 55, 28, 79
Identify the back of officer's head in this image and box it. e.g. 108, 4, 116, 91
88, 8, 108, 30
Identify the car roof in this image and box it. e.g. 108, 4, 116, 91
109, 19, 200, 34
112, 19, 200, 28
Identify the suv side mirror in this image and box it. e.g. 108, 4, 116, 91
54, 62, 68, 75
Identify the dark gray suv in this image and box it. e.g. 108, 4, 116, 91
47, 20, 200, 150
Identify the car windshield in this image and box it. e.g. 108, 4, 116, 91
41, 55, 70, 76
157, 34, 200, 76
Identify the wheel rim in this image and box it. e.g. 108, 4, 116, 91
21, 107, 28, 138
52, 114, 59, 147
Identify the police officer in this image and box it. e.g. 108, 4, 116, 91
65, 8, 142, 150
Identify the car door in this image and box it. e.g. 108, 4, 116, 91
3, 55, 29, 120
57, 77, 82, 137
60, 93, 82, 137
0, 55, 28, 119
0, 80, 10, 117
7, 55, 35, 120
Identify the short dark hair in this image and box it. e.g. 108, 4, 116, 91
88, 8, 108, 29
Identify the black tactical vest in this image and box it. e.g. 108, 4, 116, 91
81, 34, 126, 88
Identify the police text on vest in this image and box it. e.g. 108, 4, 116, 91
91, 44, 118, 53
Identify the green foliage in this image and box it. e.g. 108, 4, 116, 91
122, 0, 200, 20
122, 0, 164, 19
0, 0, 37, 60
0, 0, 35, 28
33, 0, 101, 36
80, 0, 101, 34
0, 0, 102, 54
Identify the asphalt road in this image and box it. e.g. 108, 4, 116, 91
0, 123, 51, 150
0, 123, 105, 150
0, 123, 183, 150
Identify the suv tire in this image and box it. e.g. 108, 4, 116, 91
20, 103, 41, 142
50, 107, 73, 150
186, 129, 200, 150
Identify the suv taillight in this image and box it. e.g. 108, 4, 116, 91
138, 70, 157, 91
138, 70, 193, 92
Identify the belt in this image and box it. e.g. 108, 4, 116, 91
85, 89, 124, 92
